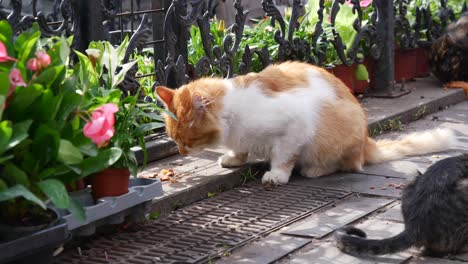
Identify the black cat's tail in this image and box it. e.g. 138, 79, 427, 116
335, 226, 413, 255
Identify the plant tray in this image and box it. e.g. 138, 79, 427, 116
0, 220, 70, 264
62, 178, 163, 236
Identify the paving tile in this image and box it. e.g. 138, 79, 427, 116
216, 233, 311, 264
432, 109, 468, 124
286, 218, 412, 264
281, 196, 394, 238
408, 256, 467, 263
452, 253, 468, 262
360, 160, 430, 180
294, 173, 407, 198
374, 203, 404, 223
287, 242, 411, 264
352, 218, 405, 240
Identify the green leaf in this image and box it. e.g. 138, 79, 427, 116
4, 119, 33, 153
0, 95, 4, 120
0, 20, 13, 44
0, 179, 7, 191
59, 35, 70, 64
32, 124, 60, 167
3, 162, 30, 188
113, 60, 138, 88
0, 72, 10, 96
36, 89, 62, 122
68, 196, 86, 223
37, 179, 69, 209
355, 64, 369, 81
17, 31, 41, 62
32, 65, 65, 89
56, 89, 82, 124
135, 122, 165, 135
38, 168, 57, 180
0, 120, 12, 154
79, 143, 98, 157
0, 155, 13, 164
6, 84, 43, 120
80, 147, 123, 177
58, 139, 83, 165
126, 149, 138, 176
75, 51, 99, 91
0, 185, 46, 209
140, 111, 164, 121
116, 36, 129, 63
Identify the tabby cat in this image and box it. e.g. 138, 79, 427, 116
429, 11, 468, 94
335, 154, 468, 257
156, 61, 455, 184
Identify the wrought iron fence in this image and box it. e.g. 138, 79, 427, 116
1, 0, 466, 96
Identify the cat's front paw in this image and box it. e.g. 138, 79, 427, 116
261, 170, 290, 185
218, 153, 246, 168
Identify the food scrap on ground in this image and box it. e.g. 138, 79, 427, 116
159, 168, 177, 182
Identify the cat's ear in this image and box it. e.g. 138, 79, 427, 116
155, 86, 174, 106
193, 93, 209, 115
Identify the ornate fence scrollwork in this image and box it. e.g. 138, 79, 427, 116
0, 0, 461, 93
4, 0, 79, 37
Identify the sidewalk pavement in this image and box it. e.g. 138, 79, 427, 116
216, 100, 468, 264
55, 77, 466, 263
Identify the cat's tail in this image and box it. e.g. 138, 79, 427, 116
365, 128, 456, 164
335, 226, 413, 255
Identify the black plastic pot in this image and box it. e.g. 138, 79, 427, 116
0, 209, 70, 264
0, 209, 60, 242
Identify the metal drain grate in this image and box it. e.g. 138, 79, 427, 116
55, 183, 350, 264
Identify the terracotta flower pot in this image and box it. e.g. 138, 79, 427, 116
65, 179, 86, 192
91, 168, 130, 200
415, 47, 431, 77
331, 62, 373, 94
332, 64, 354, 91
353, 58, 374, 94
395, 48, 417, 82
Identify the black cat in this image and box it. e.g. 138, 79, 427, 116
335, 154, 468, 257
429, 12, 468, 93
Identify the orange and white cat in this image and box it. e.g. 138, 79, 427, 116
156, 61, 456, 184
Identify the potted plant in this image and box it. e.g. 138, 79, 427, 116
74, 38, 166, 200
0, 22, 87, 262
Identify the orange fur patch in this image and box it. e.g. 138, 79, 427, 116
304, 101, 368, 171
233, 61, 358, 103
156, 78, 227, 154
445, 81, 468, 97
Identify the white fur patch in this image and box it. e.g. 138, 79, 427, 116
218, 68, 337, 172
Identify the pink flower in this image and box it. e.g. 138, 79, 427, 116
346, 0, 372, 8
4, 69, 26, 109
27, 58, 38, 71
35, 51, 51, 69
83, 103, 119, 148
0, 41, 17, 62
9, 69, 26, 87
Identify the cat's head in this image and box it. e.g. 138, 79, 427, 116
155, 80, 224, 155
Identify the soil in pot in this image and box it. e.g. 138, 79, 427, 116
91, 168, 130, 200
0, 205, 59, 242
395, 48, 417, 82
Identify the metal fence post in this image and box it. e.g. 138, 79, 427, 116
76, 0, 105, 52
371, 0, 410, 97
373, 0, 395, 96
152, 0, 167, 65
